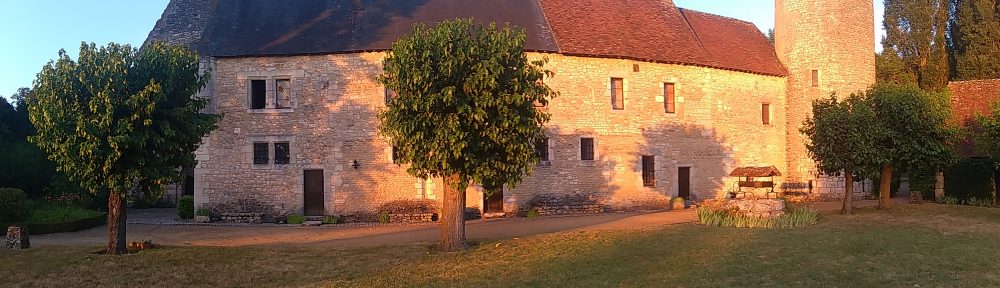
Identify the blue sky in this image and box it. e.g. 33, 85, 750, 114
0, 0, 884, 100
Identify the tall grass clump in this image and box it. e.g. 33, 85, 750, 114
698, 205, 818, 228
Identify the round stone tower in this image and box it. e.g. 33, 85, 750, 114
775, 0, 876, 197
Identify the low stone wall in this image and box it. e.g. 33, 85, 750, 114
388, 213, 436, 223
708, 198, 786, 217
219, 213, 264, 224
526, 194, 608, 216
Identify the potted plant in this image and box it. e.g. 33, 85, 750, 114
194, 208, 212, 223
671, 197, 686, 210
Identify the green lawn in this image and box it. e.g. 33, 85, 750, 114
3, 204, 1000, 287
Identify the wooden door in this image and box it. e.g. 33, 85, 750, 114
303, 170, 325, 216
678, 167, 691, 199
483, 188, 504, 213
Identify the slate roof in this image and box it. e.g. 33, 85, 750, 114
155, 0, 787, 76
948, 79, 1000, 157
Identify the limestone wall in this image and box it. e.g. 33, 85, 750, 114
194, 52, 787, 216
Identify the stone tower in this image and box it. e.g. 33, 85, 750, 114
775, 0, 876, 196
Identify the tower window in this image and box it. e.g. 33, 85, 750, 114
664, 83, 676, 114
811, 70, 819, 87
611, 78, 624, 110
761, 103, 771, 125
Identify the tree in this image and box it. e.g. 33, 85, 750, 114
802, 94, 888, 214
868, 84, 958, 208
949, 0, 1000, 80
28, 42, 219, 254
378, 19, 556, 251
974, 100, 1000, 206
0, 88, 56, 198
876, 50, 919, 86
767, 28, 775, 45
882, 0, 952, 91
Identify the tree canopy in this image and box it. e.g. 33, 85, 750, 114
880, 0, 952, 90
378, 19, 556, 251
28, 42, 219, 254
949, 0, 1000, 80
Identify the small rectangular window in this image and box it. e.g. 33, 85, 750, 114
580, 138, 595, 161
385, 87, 397, 104
274, 142, 290, 164
611, 78, 624, 110
664, 83, 676, 114
811, 70, 819, 87
250, 79, 266, 109
535, 137, 549, 162
642, 155, 655, 187
275, 79, 291, 108
761, 103, 771, 125
253, 142, 269, 164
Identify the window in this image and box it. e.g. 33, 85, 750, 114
253, 142, 269, 164
385, 87, 397, 104
275, 79, 291, 108
664, 83, 676, 114
250, 80, 267, 109
535, 137, 549, 162
761, 103, 771, 125
811, 70, 819, 87
274, 142, 290, 164
642, 155, 655, 187
580, 138, 595, 161
611, 78, 624, 110
391, 145, 401, 164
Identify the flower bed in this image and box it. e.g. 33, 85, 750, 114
698, 199, 818, 228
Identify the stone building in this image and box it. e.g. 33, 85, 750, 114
146, 0, 876, 218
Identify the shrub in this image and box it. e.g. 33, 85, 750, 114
177, 195, 194, 219
671, 197, 685, 203
322, 215, 339, 224
0, 188, 29, 223
24, 200, 103, 224
944, 158, 996, 201
965, 198, 994, 207
287, 215, 306, 224
937, 195, 961, 205
377, 211, 390, 223
526, 208, 540, 219
196, 208, 212, 217
697, 205, 818, 229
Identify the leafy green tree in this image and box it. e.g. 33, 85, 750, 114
869, 84, 958, 208
882, 0, 952, 91
802, 94, 888, 214
379, 19, 556, 251
28, 42, 219, 254
974, 99, 1000, 206
876, 50, 919, 86
0, 88, 56, 198
949, 0, 1000, 80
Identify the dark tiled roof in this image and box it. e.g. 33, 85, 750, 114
948, 79, 1000, 157
729, 166, 782, 177
160, 0, 787, 76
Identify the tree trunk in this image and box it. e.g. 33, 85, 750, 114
843, 170, 855, 215
439, 174, 466, 252
879, 165, 893, 209
106, 192, 127, 255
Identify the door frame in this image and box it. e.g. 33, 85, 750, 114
302, 169, 326, 216
481, 186, 506, 215
676, 166, 693, 199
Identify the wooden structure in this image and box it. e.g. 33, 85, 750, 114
729, 166, 782, 199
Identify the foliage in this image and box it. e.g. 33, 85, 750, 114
177, 195, 194, 219
869, 84, 957, 172
949, 0, 1000, 80
937, 195, 961, 205
196, 208, 212, 217
28, 41, 219, 200
377, 211, 391, 224
671, 197, 685, 203
881, 0, 952, 91
0, 88, 59, 198
526, 208, 540, 219
876, 50, 919, 86
287, 215, 306, 225
377, 18, 556, 192
975, 102, 1000, 159
801, 94, 887, 179
937, 195, 995, 207
696, 205, 818, 229
0, 188, 29, 223
23, 200, 103, 225
322, 215, 339, 225
945, 158, 996, 201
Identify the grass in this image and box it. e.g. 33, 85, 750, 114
698, 204, 819, 228
23, 201, 103, 225
3, 204, 1000, 287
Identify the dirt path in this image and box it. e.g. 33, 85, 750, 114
31, 200, 886, 248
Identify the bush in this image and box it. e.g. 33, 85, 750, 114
287, 215, 306, 224
671, 197, 685, 203
0, 188, 29, 223
196, 208, 212, 217
24, 200, 103, 224
945, 158, 996, 200
526, 208, 540, 219
377, 211, 390, 223
177, 195, 194, 219
697, 205, 818, 229
322, 215, 339, 224
937, 195, 961, 205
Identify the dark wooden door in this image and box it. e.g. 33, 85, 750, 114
303, 170, 325, 216
678, 167, 691, 199
484, 188, 504, 213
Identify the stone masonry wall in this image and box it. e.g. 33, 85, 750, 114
775, 0, 876, 199
195, 52, 787, 217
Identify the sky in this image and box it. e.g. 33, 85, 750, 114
0, 0, 885, 100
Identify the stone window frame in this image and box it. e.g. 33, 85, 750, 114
761, 102, 772, 125
578, 135, 599, 167
609, 77, 626, 110
248, 135, 296, 169
239, 70, 303, 113
811, 69, 820, 87
535, 135, 555, 166
641, 154, 656, 187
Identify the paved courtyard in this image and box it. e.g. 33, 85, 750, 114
32, 200, 886, 248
